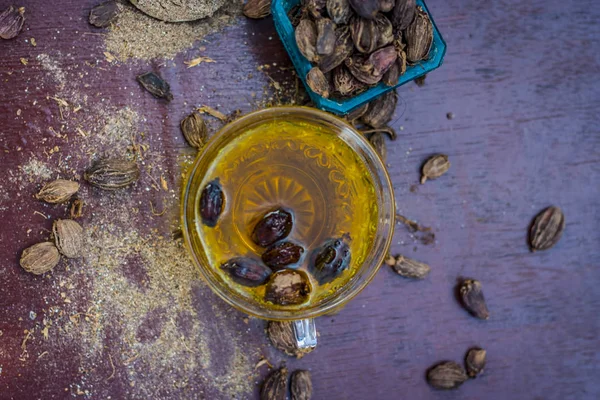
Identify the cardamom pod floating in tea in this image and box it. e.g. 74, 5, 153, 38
465, 347, 486, 378
291, 370, 313, 400
385, 254, 430, 279
348, 0, 379, 19
243, 0, 272, 19
0, 6, 25, 40
368, 132, 387, 162
319, 26, 354, 73
199, 178, 224, 227
262, 242, 305, 269
89, 1, 121, 28
35, 179, 79, 204
252, 208, 293, 247
333, 65, 365, 97
529, 206, 565, 252
327, 0, 352, 25
420, 154, 449, 184
296, 18, 319, 63
390, 0, 416, 31
306, 67, 330, 98
458, 279, 490, 320
405, 6, 433, 63
345, 45, 397, 84
180, 111, 207, 149
427, 361, 469, 390
310, 235, 351, 284
20, 242, 60, 275
360, 89, 397, 128
53, 219, 84, 259
221, 257, 272, 287
137, 71, 173, 101
265, 269, 312, 305
85, 158, 140, 190
267, 321, 315, 358
316, 17, 337, 55
260, 366, 288, 400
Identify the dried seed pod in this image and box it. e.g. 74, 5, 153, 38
0, 6, 25, 40
252, 208, 293, 247
458, 279, 489, 320
20, 242, 60, 275
319, 26, 354, 73
262, 242, 305, 270
305, 0, 327, 18
180, 112, 207, 149
386, 254, 430, 279
35, 179, 79, 204
291, 370, 313, 400
465, 347, 486, 378
137, 72, 173, 101
85, 158, 140, 190
414, 73, 427, 86
333, 65, 365, 97
375, 14, 394, 49
267, 321, 315, 358
221, 257, 272, 287
405, 6, 433, 63
345, 103, 369, 124
345, 45, 397, 84
361, 90, 397, 128
265, 270, 312, 305
296, 18, 319, 63
348, 0, 379, 19
427, 361, 469, 390
306, 67, 330, 98
53, 219, 84, 259
327, 0, 352, 25
243, 0, 272, 19
89, 1, 121, 28
316, 18, 336, 55
382, 55, 404, 86
420, 154, 450, 184
310, 235, 351, 284
390, 0, 416, 31
260, 366, 288, 400
351, 14, 393, 54
350, 15, 378, 54
379, 0, 395, 12
70, 198, 84, 219
529, 206, 565, 252
199, 178, 224, 227
368, 132, 387, 162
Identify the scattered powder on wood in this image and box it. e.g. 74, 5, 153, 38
105, 2, 242, 61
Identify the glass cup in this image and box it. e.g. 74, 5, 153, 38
181, 107, 395, 348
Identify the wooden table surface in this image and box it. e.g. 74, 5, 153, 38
1, 0, 599, 399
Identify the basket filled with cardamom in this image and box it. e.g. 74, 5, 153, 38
272, 0, 446, 115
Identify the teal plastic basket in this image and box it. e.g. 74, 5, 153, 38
271, 0, 446, 115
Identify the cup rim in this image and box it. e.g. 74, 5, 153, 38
181, 106, 395, 320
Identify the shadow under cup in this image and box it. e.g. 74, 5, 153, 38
181, 107, 395, 321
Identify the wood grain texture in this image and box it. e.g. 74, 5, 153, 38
1, 0, 599, 399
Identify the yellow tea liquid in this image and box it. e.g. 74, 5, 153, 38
193, 117, 378, 309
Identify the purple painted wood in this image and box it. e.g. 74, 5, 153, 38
1, 0, 599, 399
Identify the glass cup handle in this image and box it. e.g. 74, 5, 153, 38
292, 318, 317, 349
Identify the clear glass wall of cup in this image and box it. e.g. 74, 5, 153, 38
182, 107, 395, 349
